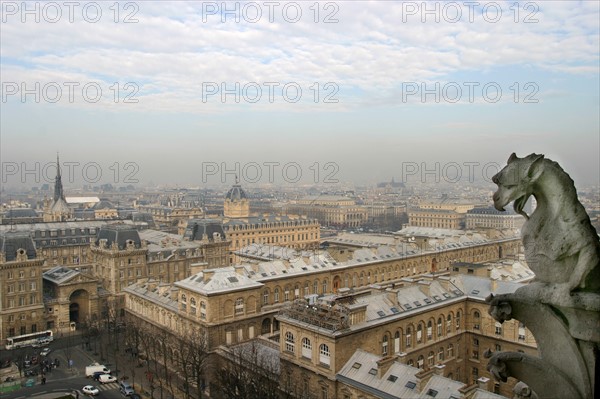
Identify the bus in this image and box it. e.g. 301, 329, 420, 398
5, 330, 54, 350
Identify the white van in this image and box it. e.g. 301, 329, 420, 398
85, 363, 111, 377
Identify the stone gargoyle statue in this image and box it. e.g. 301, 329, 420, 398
484, 153, 600, 399
491, 153, 600, 306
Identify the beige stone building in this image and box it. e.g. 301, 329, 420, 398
465, 207, 524, 231
0, 232, 45, 342
408, 209, 465, 230
286, 196, 368, 228
42, 266, 106, 334
124, 236, 520, 354
277, 274, 537, 399
178, 183, 321, 263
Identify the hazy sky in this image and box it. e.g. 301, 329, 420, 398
1, 1, 599, 189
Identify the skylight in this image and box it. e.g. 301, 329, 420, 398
368, 368, 377, 375
352, 362, 361, 369
405, 381, 416, 389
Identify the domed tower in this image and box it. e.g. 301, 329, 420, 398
223, 176, 249, 219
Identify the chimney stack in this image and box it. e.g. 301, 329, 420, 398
415, 368, 435, 393
376, 356, 396, 379
477, 377, 490, 391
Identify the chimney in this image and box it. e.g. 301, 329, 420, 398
433, 364, 445, 376
477, 377, 490, 391
376, 356, 396, 379
147, 280, 157, 291
418, 281, 431, 296
203, 269, 215, 282
490, 278, 498, 293
459, 383, 479, 399
415, 368, 435, 393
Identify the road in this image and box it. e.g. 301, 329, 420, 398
1, 335, 128, 399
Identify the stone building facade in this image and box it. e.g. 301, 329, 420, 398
124, 237, 520, 353
277, 275, 537, 399
0, 232, 45, 342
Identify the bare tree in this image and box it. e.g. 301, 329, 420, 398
187, 327, 209, 399
215, 341, 284, 399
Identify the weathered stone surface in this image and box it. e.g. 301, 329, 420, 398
487, 153, 600, 399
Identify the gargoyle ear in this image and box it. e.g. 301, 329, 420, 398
527, 154, 545, 180
507, 153, 518, 164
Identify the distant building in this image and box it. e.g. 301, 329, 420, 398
43, 155, 73, 222
408, 209, 465, 230
0, 208, 42, 225
286, 195, 368, 228
465, 207, 524, 230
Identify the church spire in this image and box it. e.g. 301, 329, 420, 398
53, 153, 65, 202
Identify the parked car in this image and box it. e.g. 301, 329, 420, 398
119, 381, 135, 396
82, 385, 100, 396
98, 374, 117, 384
92, 371, 106, 381
40, 348, 51, 357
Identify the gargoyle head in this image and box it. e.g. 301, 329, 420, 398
492, 153, 545, 219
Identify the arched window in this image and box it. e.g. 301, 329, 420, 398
235, 298, 244, 315
448, 344, 454, 358
382, 335, 389, 356
428, 351, 434, 366
190, 298, 197, 315
473, 310, 480, 330
427, 321, 433, 340
313, 280, 319, 294
456, 311, 461, 330
407, 359, 414, 367
446, 314, 452, 333
406, 327, 412, 348
322, 279, 328, 293
263, 290, 269, 305
417, 355, 424, 369
417, 324, 423, 344
394, 331, 401, 354
437, 317, 443, 337
319, 344, 330, 366
304, 282, 310, 296
302, 338, 312, 359
438, 347, 444, 362
285, 332, 295, 353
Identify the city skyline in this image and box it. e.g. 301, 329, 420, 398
1, 1, 599, 188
